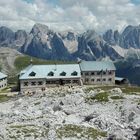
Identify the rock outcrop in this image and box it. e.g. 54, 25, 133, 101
0, 86, 140, 139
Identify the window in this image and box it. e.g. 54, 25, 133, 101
108, 78, 112, 81
46, 80, 56, 84
97, 72, 101, 75
103, 71, 106, 75
24, 82, 28, 86
29, 71, 36, 76
103, 78, 106, 81
55, 80, 60, 84
60, 71, 66, 76
38, 81, 43, 85
71, 71, 78, 76
91, 72, 95, 75
85, 72, 89, 76
108, 71, 112, 75
97, 79, 101, 82
31, 81, 36, 86
85, 78, 89, 82
91, 79, 94, 82
65, 80, 71, 84
46, 81, 50, 84
48, 71, 54, 76
73, 80, 79, 83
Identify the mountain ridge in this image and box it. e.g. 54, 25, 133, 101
0, 23, 140, 61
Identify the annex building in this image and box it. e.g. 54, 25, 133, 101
0, 72, 7, 90
80, 61, 116, 85
19, 61, 116, 92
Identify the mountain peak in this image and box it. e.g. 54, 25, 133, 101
30, 23, 50, 35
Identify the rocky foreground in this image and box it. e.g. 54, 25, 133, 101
0, 86, 140, 140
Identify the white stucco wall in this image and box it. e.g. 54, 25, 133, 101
82, 70, 115, 85
20, 78, 82, 92
20, 79, 46, 92
0, 78, 7, 90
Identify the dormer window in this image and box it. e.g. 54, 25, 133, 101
48, 71, 54, 76
71, 71, 78, 76
29, 71, 36, 76
60, 71, 66, 76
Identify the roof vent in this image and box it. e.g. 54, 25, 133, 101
48, 71, 54, 76
60, 71, 66, 76
71, 71, 78, 76
29, 71, 36, 76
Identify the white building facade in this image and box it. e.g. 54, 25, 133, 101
79, 61, 116, 85
19, 61, 116, 92
0, 72, 7, 90
19, 64, 82, 92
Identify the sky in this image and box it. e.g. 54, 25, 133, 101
0, 0, 140, 32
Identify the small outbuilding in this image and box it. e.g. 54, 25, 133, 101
115, 77, 129, 85
0, 72, 7, 90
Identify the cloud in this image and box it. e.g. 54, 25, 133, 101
0, 0, 140, 32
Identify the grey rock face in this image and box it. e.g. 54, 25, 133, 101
30, 23, 51, 36
104, 25, 140, 49
14, 30, 27, 49
20, 24, 73, 60
103, 29, 120, 45
134, 128, 140, 140
120, 25, 140, 49
0, 24, 140, 61
0, 26, 15, 47
50, 33, 73, 60
74, 30, 122, 60
67, 32, 76, 41
21, 35, 52, 59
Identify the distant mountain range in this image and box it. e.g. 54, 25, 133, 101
0, 23, 140, 61
0, 23, 140, 85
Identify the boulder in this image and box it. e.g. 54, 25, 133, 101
134, 128, 140, 140
84, 114, 94, 122
110, 88, 122, 94
53, 105, 62, 112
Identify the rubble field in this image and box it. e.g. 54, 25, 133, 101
0, 85, 140, 140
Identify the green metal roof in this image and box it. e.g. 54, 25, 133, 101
80, 61, 116, 71
19, 64, 81, 80
0, 72, 7, 79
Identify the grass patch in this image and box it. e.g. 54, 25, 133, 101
121, 86, 140, 94
0, 87, 10, 93
85, 92, 109, 103
0, 95, 11, 103
96, 86, 118, 91
110, 95, 124, 100
85, 86, 119, 93
85, 85, 140, 95
56, 124, 107, 139
14, 55, 76, 71
8, 124, 49, 139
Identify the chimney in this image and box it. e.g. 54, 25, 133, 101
30, 57, 33, 65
